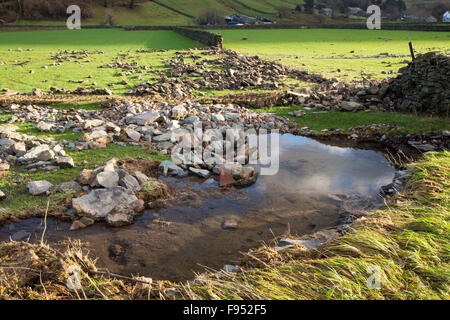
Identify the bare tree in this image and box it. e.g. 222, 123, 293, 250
196, 7, 224, 25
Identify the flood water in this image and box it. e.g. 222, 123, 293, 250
0, 134, 396, 281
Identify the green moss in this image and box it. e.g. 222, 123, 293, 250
140, 178, 170, 201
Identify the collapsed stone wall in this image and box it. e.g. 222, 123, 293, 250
173, 27, 223, 48
197, 91, 302, 108
380, 52, 449, 117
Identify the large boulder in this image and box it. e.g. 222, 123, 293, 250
171, 104, 188, 120
118, 171, 141, 192
339, 101, 363, 112
95, 171, 119, 188
18, 144, 52, 164
106, 206, 135, 227
128, 111, 160, 125
56, 156, 75, 169
71, 186, 138, 219
27, 180, 53, 196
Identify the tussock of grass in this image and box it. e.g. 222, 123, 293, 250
0, 152, 448, 299
139, 178, 171, 202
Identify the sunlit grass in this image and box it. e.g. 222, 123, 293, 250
0, 29, 200, 95
255, 105, 450, 134
217, 29, 450, 81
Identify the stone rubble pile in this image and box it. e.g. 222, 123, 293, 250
127, 49, 327, 99
48, 86, 114, 96
70, 158, 151, 228
0, 98, 291, 226
0, 121, 74, 174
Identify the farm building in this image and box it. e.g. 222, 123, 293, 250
444, 11, 450, 23
346, 7, 365, 17
319, 8, 333, 17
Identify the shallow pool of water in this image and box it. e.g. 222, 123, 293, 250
0, 134, 395, 281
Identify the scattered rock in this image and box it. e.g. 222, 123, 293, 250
134, 171, 149, 184
106, 206, 135, 227
27, 180, 53, 196
219, 168, 236, 187
53, 181, 82, 194
72, 186, 138, 219
77, 169, 94, 185
222, 217, 238, 230
118, 171, 141, 192
95, 171, 119, 188
56, 156, 75, 168
125, 129, 141, 142
36, 122, 53, 132
128, 111, 160, 125
189, 167, 210, 179
70, 220, 87, 231
11, 230, 31, 241
339, 101, 363, 112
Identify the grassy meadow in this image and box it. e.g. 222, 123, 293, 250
0, 28, 448, 137
0, 29, 202, 95
255, 106, 450, 135
217, 28, 450, 81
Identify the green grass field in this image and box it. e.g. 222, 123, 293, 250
0, 29, 202, 95
217, 28, 450, 81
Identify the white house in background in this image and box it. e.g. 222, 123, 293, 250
443, 11, 450, 23
319, 8, 333, 17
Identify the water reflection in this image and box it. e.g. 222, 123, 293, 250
0, 135, 395, 281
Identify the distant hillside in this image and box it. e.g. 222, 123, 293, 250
1, 0, 302, 25
0, 0, 447, 25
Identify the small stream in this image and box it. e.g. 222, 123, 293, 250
0, 134, 395, 281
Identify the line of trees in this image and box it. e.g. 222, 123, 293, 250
3, 0, 94, 20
